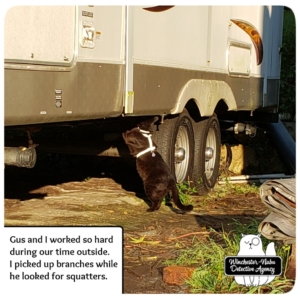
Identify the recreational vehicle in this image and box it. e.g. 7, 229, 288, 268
4, 6, 283, 194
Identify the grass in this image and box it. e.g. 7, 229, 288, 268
178, 179, 260, 206
164, 219, 294, 294
207, 180, 260, 198
176, 181, 198, 205
174, 179, 261, 208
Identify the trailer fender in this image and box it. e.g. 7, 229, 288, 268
172, 79, 237, 117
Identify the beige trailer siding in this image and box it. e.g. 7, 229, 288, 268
4, 6, 283, 126
5, 6, 76, 67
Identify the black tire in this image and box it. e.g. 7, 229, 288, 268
192, 114, 221, 195
152, 109, 194, 183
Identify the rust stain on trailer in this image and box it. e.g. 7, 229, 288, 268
231, 19, 263, 66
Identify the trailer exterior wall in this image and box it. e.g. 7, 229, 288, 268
128, 6, 282, 116
4, 6, 283, 126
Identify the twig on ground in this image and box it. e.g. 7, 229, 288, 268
125, 243, 165, 253
167, 231, 209, 241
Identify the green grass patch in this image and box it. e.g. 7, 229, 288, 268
164, 219, 294, 294
163, 181, 197, 206
177, 181, 197, 205
202, 181, 260, 203
172, 180, 261, 207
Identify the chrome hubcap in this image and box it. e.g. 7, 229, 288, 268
174, 125, 190, 183
205, 147, 214, 161
175, 147, 185, 163
205, 128, 217, 179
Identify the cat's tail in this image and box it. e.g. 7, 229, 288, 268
170, 180, 193, 212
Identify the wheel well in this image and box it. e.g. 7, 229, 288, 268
185, 98, 229, 122
185, 99, 201, 122
214, 99, 229, 117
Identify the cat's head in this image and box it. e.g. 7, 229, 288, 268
122, 117, 159, 156
238, 233, 264, 255
122, 130, 158, 157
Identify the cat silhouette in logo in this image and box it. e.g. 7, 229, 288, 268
234, 233, 276, 286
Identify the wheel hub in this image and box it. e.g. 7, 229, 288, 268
205, 147, 214, 161
174, 123, 191, 183
175, 147, 185, 163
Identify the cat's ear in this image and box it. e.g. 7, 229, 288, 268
241, 233, 245, 237
149, 116, 159, 123
257, 233, 261, 238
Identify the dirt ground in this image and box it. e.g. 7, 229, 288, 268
4, 153, 273, 293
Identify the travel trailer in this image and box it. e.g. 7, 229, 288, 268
4, 5, 283, 195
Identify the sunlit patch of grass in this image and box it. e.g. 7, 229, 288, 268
165, 179, 261, 208
165, 176, 262, 207
203, 181, 261, 203
177, 181, 197, 205
163, 181, 196, 206
163, 219, 294, 294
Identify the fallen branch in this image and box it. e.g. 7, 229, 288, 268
167, 231, 209, 241
125, 244, 165, 253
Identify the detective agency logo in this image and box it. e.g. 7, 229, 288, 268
224, 234, 282, 287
